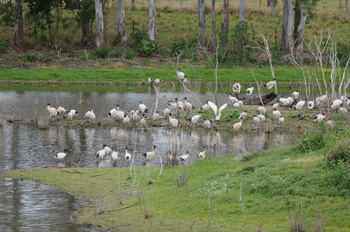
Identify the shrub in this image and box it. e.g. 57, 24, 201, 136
326, 139, 350, 163
95, 47, 110, 58
22, 53, 38, 62
125, 49, 136, 59
113, 47, 124, 58
337, 45, 350, 67
159, 48, 169, 56
132, 29, 156, 57
0, 37, 10, 53
297, 126, 326, 153
171, 40, 185, 54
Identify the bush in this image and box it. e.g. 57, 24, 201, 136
337, 45, 350, 67
95, 47, 110, 58
326, 139, 350, 163
159, 48, 169, 56
125, 49, 136, 59
0, 37, 10, 53
297, 126, 326, 153
132, 29, 156, 57
171, 40, 185, 54
22, 53, 38, 62
113, 47, 124, 58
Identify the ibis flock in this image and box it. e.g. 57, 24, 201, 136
53, 72, 345, 166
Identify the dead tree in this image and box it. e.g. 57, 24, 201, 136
94, 0, 105, 48
118, 0, 127, 45
14, 0, 23, 46
221, 0, 229, 48
198, 0, 206, 42
148, 0, 157, 41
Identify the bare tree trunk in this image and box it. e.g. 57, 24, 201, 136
211, 0, 216, 45
340, 0, 343, 9
14, 0, 23, 46
260, 0, 262, 7
281, 0, 293, 51
118, 0, 127, 45
221, 0, 229, 48
270, 0, 275, 18
198, 0, 206, 42
347, 0, 349, 17
131, 0, 134, 10
239, 0, 245, 24
295, 1, 308, 57
94, 0, 105, 48
267, 0, 277, 6
148, 0, 157, 41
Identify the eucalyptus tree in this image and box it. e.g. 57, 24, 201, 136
198, 0, 206, 42
148, 0, 156, 41
239, 0, 245, 24
94, 0, 105, 48
118, 0, 127, 45
221, 0, 229, 48
14, 0, 23, 46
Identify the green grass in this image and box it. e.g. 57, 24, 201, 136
0, 65, 333, 84
4, 126, 350, 231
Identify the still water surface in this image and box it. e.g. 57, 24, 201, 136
0, 85, 299, 231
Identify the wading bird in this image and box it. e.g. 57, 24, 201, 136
264, 78, 276, 90
232, 120, 243, 131
67, 109, 78, 120
190, 114, 201, 129
176, 70, 187, 80
232, 83, 241, 94
55, 149, 70, 160
85, 108, 96, 121
169, 113, 179, 128
47, 104, 58, 118
246, 86, 254, 97
208, 101, 228, 121
179, 151, 190, 161
143, 145, 159, 160
139, 102, 148, 114
125, 147, 132, 160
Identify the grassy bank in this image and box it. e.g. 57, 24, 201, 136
0, 65, 333, 84
4, 124, 350, 231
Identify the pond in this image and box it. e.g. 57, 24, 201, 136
0, 178, 98, 232
0, 84, 300, 231
0, 84, 301, 170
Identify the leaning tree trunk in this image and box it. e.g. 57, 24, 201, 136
239, 0, 245, 24
198, 0, 206, 43
270, 0, 275, 18
14, 0, 23, 46
281, 0, 293, 51
118, 0, 127, 45
294, 1, 308, 57
94, 0, 105, 48
221, 0, 229, 48
211, 0, 216, 45
148, 0, 157, 41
